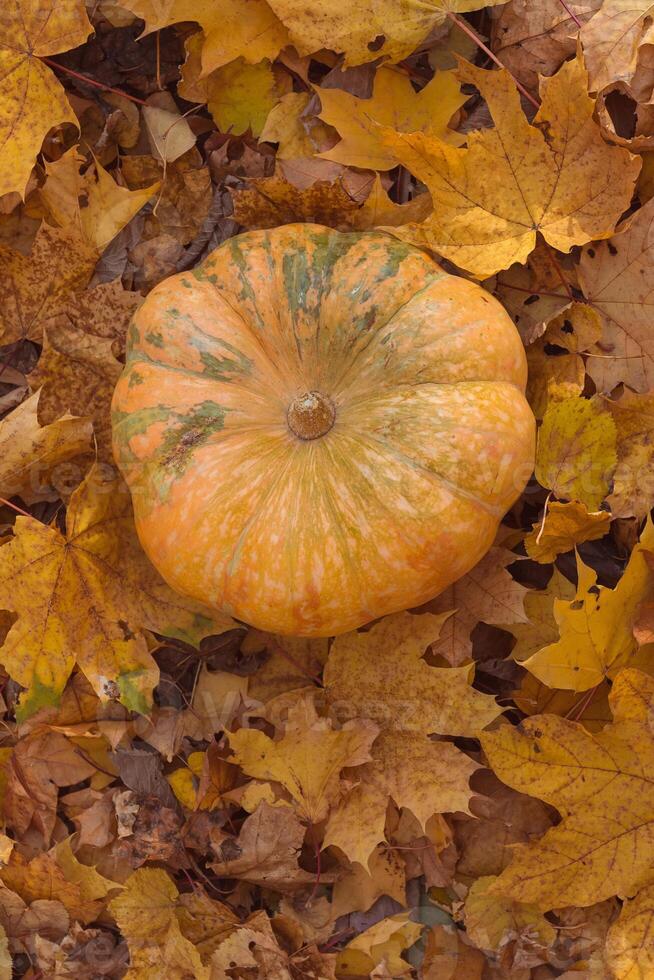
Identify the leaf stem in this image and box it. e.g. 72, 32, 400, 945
41, 57, 149, 107
447, 12, 540, 110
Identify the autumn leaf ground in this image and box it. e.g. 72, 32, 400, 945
1, 0, 654, 977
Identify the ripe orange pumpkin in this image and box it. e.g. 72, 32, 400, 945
112, 224, 534, 637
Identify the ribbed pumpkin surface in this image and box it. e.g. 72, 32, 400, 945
112, 224, 535, 636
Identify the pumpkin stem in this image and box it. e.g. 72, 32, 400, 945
287, 391, 335, 441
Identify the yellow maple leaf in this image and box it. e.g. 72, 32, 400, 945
523, 520, 654, 691
0, 391, 91, 503
325, 610, 501, 736
0, 465, 233, 719
0, 0, 92, 198
109, 868, 210, 980
525, 303, 602, 419
482, 667, 654, 909
605, 882, 654, 979
124, 0, 289, 74
323, 730, 477, 867
609, 390, 654, 518
317, 66, 465, 170
228, 694, 378, 823
535, 396, 617, 510
179, 38, 283, 137
41, 151, 160, 252
382, 55, 639, 277
579, 199, 654, 393
525, 501, 611, 564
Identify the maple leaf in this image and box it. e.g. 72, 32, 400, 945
578, 198, 654, 393
317, 66, 465, 170
120, 154, 213, 247
40, 152, 160, 252
427, 546, 529, 666
535, 396, 617, 510
232, 175, 362, 231
260, 91, 324, 159
580, 0, 654, 92
608, 390, 654, 518
0, 223, 97, 345
109, 868, 210, 979
0, 391, 91, 503
179, 38, 282, 137
521, 521, 654, 691
0, 465, 233, 719
525, 303, 601, 419
0, 0, 92, 199
383, 55, 639, 277
124, 0, 290, 74
228, 693, 378, 823
524, 501, 611, 563
325, 610, 501, 736
482, 667, 654, 909
324, 730, 477, 867
209, 801, 315, 891
605, 882, 654, 979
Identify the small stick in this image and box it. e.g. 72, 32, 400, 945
447, 13, 540, 110
41, 57, 149, 107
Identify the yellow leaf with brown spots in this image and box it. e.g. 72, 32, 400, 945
535, 396, 617, 510
0, 222, 97, 345
0, 465, 233, 720
525, 501, 611, 563
232, 175, 361, 230
228, 692, 378, 824
265, 0, 506, 66
523, 521, 654, 691
580, 0, 654, 93
349, 175, 432, 230
0, 391, 91, 503
382, 55, 639, 277
324, 611, 502, 737
317, 65, 465, 170
482, 668, 654, 909
525, 304, 601, 419
0, 1, 92, 198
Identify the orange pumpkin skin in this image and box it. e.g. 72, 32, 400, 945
112, 224, 534, 637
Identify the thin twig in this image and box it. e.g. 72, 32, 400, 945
0, 496, 34, 520
543, 241, 575, 302
41, 57, 149, 106
557, 0, 583, 29
448, 13, 540, 110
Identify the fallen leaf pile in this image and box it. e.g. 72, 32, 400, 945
2, 0, 654, 977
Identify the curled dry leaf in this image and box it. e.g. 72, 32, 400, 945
383, 55, 639, 277
524, 501, 611, 563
